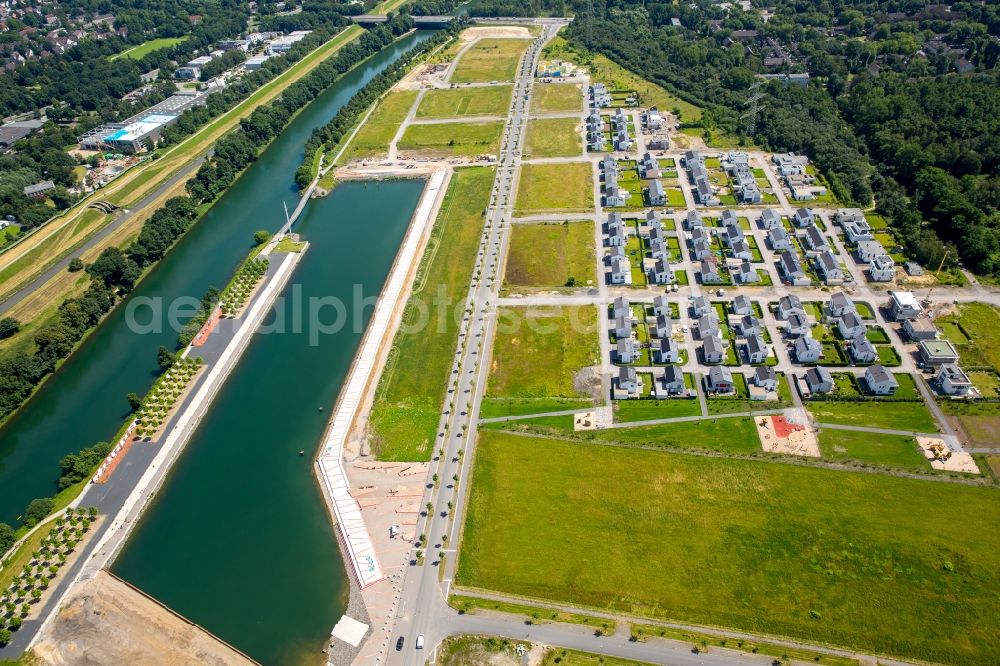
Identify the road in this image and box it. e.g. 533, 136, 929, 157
0, 153, 208, 316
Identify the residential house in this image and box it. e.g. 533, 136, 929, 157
661, 365, 686, 393
720, 210, 738, 227
705, 365, 735, 393
779, 251, 810, 286
23, 180, 54, 199
735, 260, 758, 284
723, 224, 745, 248
591, 83, 612, 107
736, 314, 761, 337
652, 295, 671, 317
639, 152, 660, 178
785, 312, 810, 337
652, 314, 671, 338
816, 250, 843, 283
841, 214, 873, 243
794, 335, 823, 363
614, 130, 631, 151
826, 292, 854, 318
689, 229, 713, 260
731, 240, 753, 263
752, 366, 778, 391
902, 317, 938, 342
767, 227, 791, 251
937, 364, 973, 396
648, 225, 665, 244
803, 225, 829, 253
737, 180, 762, 204
702, 335, 726, 364
773, 153, 809, 176
617, 338, 638, 363
777, 294, 805, 320
686, 211, 704, 230
651, 259, 675, 285
731, 295, 752, 317
612, 296, 631, 320
804, 366, 834, 393
612, 315, 632, 339
647, 179, 667, 206
607, 213, 626, 244
834, 208, 865, 227
697, 313, 721, 340
607, 245, 626, 264
793, 208, 815, 228
848, 334, 877, 364
600, 156, 617, 175
918, 340, 959, 366
700, 259, 725, 284
655, 337, 680, 363
617, 366, 640, 396
888, 291, 921, 320
610, 255, 631, 284
649, 237, 668, 260
855, 240, 885, 263
865, 365, 899, 395
759, 208, 781, 230
692, 295, 712, 317
744, 334, 769, 364
604, 171, 627, 207
836, 312, 865, 339
695, 177, 719, 206
645, 209, 663, 231
869, 254, 895, 282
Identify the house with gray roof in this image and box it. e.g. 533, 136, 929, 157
700, 259, 725, 284
793, 207, 815, 228
777, 294, 805, 319
695, 177, 719, 206
842, 218, 874, 244
902, 317, 938, 342
744, 334, 769, 364
816, 250, 843, 283
836, 311, 865, 339
617, 338, 638, 363
692, 295, 712, 316
647, 179, 667, 206
736, 314, 761, 337
23, 180, 54, 199
794, 335, 823, 363
610, 255, 631, 284
759, 208, 781, 230
702, 335, 725, 364
600, 156, 617, 175
785, 312, 810, 337
779, 251, 810, 286
865, 364, 898, 395
660, 365, 686, 394
848, 334, 877, 364
768, 226, 790, 251
654, 337, 680, 364
686, 210, 704, 230
936, 364, 973, 396
651, 258, 675, 285
607, 245, 626, 264
652, 314, 671, 338
690, 233, 713, 261
804, 366, 833, 393
639, 152, 660, 178
698, 313, 721, 340
735, 260, 758, 284
826, 292, 855, 318
731, 239, 753, 262
803, 225, 829, 252
869, 254, 895, 282
645, 209, 663, 230
731, 295, 752, 316
612, 295, 630, 319
612, 315, 632, 339
720, 210, 738, 227
652, 295, 671, 317
649, 237, 668, 260
723, 224, 745, 247
752, 366, 778, 391
616, 366, 640, 397
705, 365, 734, 393
855, 239, 885, 263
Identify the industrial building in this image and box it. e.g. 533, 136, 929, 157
78, 91, 210, 153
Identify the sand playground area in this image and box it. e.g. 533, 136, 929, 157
757, 410, 820, 457
917, 436, 981, 474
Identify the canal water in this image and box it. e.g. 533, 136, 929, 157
113, 178, 425, 663
0, 30, 432, 525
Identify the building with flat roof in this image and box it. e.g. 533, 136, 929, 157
919, 339, 959, 366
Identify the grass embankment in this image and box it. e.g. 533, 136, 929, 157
817, 430, 929, 472
416, 85, 513, 118
514, 162, 593, 215
482, 306, 599, 419
458, 431, 1000, 666
398, 121, 503, 157
450, 38, 532, 83
503, 221, 595, 290
449, 595, 616, 633
108, 36, 188, 61
531, 82, 583, 114
807, 400, 937, 432
369, 167, 494, 461
339, 89, 418, 162
523, 117, 582, 158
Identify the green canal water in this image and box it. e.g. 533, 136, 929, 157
0, 30, 431, 525
113, 178, 425, 664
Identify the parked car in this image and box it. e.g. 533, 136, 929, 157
416, 635, 425, 649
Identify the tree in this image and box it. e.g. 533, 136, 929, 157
253, 229, 271, 245
0, 522, 15, 554
0, 628, 11, 646
23, 498, 54, 527
68, 257, 84, 272
157, 345, 175, 370
0, 316, 19, 339
126, 392, 142, 412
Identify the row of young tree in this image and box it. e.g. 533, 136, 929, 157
294, 25, 457, 190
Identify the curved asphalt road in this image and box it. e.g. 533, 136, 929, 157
0, 153, 209, 316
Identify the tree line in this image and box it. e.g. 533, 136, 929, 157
294, 25, 458, 190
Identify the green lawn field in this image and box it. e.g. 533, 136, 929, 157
486, 306, 600, 404
504, 221, 595, 290
514, 162, 594, 215
807, 400, 938, 432
524, 117, 582, 158
613, 399, 701, 422
451, 38, 532, 83
416, 85, 513, 118
458, 432, 1000, 665
341, 90, 418, 162
817, 429, 930, 472
398, 121, 503, 157
109, 36, 188, 61
531, 82, 583, 114
369, 168, 494, 460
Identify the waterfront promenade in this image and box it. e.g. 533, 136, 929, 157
315, 169, 447, 590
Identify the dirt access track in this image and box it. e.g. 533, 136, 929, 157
31, 570, 254, 666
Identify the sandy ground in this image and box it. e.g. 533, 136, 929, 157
456, 26, 533, 43
395, 63, 449, 90
32, 570, 254, 666
917, 436, 981, 473
757, 409, 820, 457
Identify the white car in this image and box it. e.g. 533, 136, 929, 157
416, 635, 425, 649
